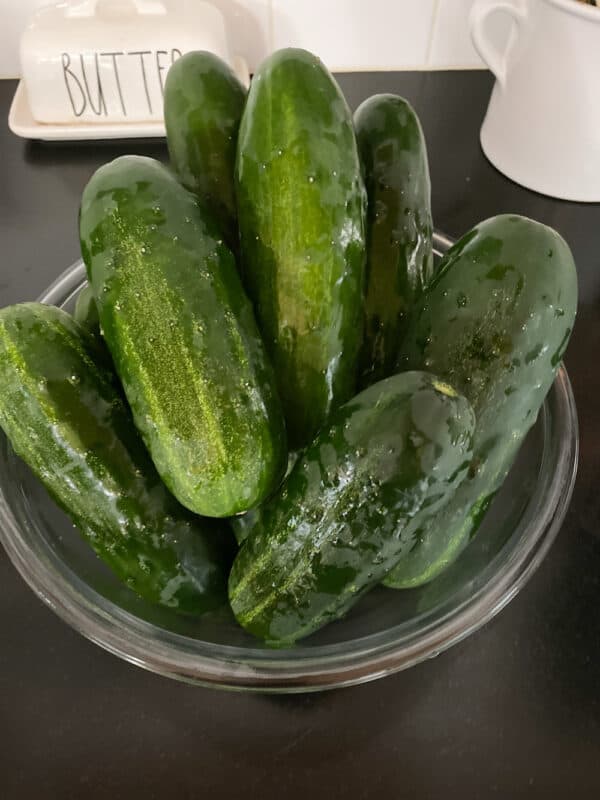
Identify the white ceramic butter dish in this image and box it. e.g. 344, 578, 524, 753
10, 0, 249, 140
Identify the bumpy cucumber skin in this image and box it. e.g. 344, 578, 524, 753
235, 48, 367, 449
73, 283, 100, 337
384, 214, 578, 589
0, 303, 232, 614
355, 94, 433, 387
229, 371, 475, 645
164, 51, 246, 248
80, 155, 287, 518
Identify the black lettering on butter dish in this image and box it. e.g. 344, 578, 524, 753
100, 51, 126, 115
156, 50, 169, 96
79, 53, 107, 116
62, 48, 184, 119
61, 52, 86, 117
128, 50, 153, 113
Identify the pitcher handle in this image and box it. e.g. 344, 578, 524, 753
469, 0, 527, 87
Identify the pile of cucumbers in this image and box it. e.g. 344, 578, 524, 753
0, 49, 577, 646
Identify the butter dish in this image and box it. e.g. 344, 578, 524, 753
9, 0, 249, 140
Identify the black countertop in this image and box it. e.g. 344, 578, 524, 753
2, 71, 600, 799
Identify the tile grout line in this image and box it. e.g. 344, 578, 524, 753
425, 0, 441, 66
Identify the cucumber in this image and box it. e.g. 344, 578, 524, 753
384, 214, 577, 588
230, 450, 299, 545
230, 505, 260, 547
80, 155, 287, 518
73, 283, 100, 337
235, 48, 367, 449
0, 303, 231, 614
354, 94, 433, 386
164, 50, 246, 248
229, 371, 475, 645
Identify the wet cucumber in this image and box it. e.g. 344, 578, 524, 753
230, 506, 259, 546
235, 48, 367, 449
73, 283, 100, 337
384, 214, 577, 589
230, 450, 299, 545
164, 51, 246, 248
355, 94, 434, 386
0, 303, 231, 614
80, 155, 287, 518
229, 371, 475, 645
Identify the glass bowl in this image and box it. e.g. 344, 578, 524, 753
0, 233, 578, 692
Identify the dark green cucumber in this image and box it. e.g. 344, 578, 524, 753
229, 371, 475, 645
230, 450, 299, 545
235, 48, 367, 449
80, 155, 287, 518
164, 50, 246, 248
355, 94, 433, 386
73, 283, 100, 337
0, 303, 231, 614
230, 505, 261, 547
384, 214, 577, 589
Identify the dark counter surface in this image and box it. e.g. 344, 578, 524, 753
2, 72, 600, 799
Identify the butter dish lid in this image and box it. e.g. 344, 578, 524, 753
16, 0, 249, 129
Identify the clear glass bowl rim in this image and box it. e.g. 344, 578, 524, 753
0, 232, 579, 692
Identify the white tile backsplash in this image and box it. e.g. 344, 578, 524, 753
429, 0, 484, 68
205, 0, 271, 71
0, 0, 500, 79
0, 0, 53, 79
271, 0, 436, 71
429, 0, 513, 68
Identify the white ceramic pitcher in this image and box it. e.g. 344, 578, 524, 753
470, 0, 600, 202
